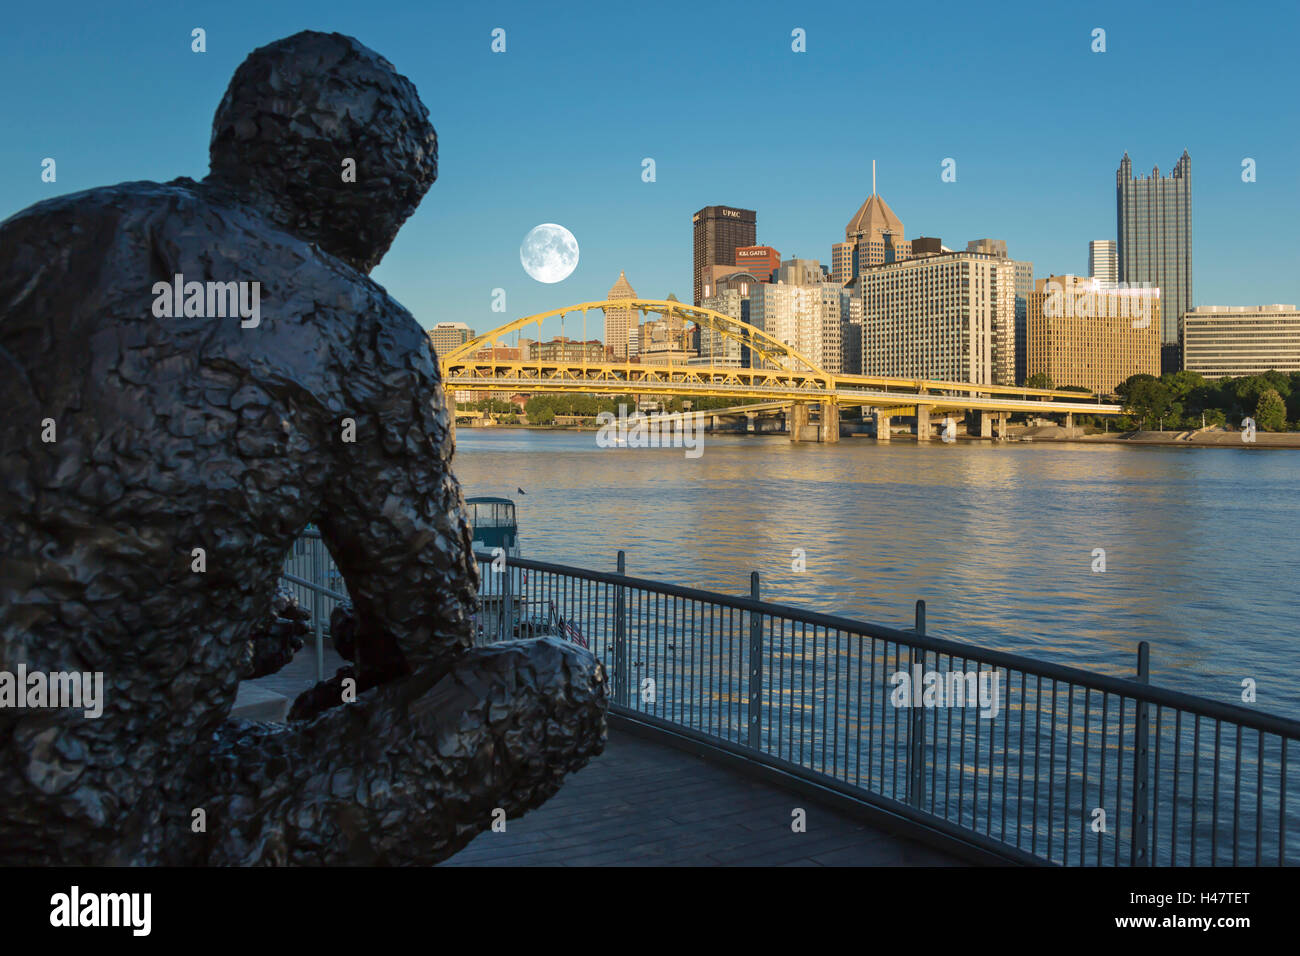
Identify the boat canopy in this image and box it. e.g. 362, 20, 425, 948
466, 496, 518, 551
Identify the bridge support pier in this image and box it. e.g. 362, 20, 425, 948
820, 401, 840, 443
992, 413, 1010, 440
746, 412, 756, 433
873, 409, 892, 442
789, 402, 809, 442
967, 410, 993, 439
1065, 412, 1075, 437
915, 404, 933, 441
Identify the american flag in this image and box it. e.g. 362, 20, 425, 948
559, 613, 587, 648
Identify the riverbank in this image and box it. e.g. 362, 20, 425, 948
462, 420, 1300, 447
1014, 425, 1300, 448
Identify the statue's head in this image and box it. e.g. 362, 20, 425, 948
207, 31, 437, 273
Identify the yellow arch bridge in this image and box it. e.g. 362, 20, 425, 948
440, 299, 1122, 442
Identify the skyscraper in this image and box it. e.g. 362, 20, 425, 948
749, 262, 849, 374
855, 250, 1015, 385
966, 240, 1032, 385
1088, 240, 1117, 287
1117, 151, 1193, 372
693, 206, 756, 305
603, 271, 637, 360
832, 164, 911, 285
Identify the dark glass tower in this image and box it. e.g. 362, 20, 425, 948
692, 205, 756, 306
1116, 151, 1193, 372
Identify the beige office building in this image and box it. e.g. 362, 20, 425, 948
697, 288, 746, 366
750, 257, 847, 373
427, 321, 474, 357
1183, 305, 1300, 378
639, 295, 697, 365
855, 251, 1015, 385
1026, 275, 1161, 394
604, 271, 638, 360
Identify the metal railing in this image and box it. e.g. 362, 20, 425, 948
281, 531, 1300, 866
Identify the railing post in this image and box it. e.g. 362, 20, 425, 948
311, 535, 325, 683
748, 571, 762, 751
614, 551, 629, 707
907, 600, 927, 809
1131, 641, 1151, 866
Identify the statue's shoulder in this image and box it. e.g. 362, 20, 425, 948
0, 179, 201, 236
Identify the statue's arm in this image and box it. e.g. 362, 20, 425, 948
314, 312, 478, 679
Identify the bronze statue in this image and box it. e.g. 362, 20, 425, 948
0, 30, 607, 865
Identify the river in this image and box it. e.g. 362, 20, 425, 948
453, 428, 1300, 722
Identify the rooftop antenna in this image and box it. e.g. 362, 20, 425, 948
872, 159, 877, 196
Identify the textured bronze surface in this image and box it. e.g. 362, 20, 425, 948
0, 31, 607, 865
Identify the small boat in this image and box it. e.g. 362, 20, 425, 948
465, 495, 586, 648
466, 496, 520, 558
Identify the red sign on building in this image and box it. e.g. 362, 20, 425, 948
734, 245, 779, 281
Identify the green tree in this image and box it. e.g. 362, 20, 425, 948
1164, 370, 1207, 403
1202, 408, 1227, 428
1255, 388, 1287, 432
1118, 374, 1172, 429
524, 396, 555, 425
1024, 372, 1053, 389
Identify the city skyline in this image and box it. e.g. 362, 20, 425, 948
1, 0, 1295, 345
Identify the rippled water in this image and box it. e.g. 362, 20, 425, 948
452, 428, 1300, 721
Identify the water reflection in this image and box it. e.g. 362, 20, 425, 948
453, 429, 1300, 720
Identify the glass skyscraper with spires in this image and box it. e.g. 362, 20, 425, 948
1116, 151, 1193, 373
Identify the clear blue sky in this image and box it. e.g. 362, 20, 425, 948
2, 0, 1296, 341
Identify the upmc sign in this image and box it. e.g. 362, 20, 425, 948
721, 208, 742, 218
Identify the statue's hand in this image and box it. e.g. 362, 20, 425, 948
207, 637, 608, 865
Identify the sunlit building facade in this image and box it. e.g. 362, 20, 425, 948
1026, 274, 1161, 394
856, 251, 1014, 385
1183, 305, 1300, 378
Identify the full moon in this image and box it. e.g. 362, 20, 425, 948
520, 223, 579, 283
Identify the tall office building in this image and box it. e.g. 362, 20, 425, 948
749, 276, 848, 374
966, 240, 1032, 385
693, 206, 756, 305
603, 271, 637, 360
832, 189, 912, 285
1088, 240, 1117, 287
1117, 151, 1193, 372
1026, 275, 1161, 394
1183, 305, 1300, 378
855, 251, 1015, 385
